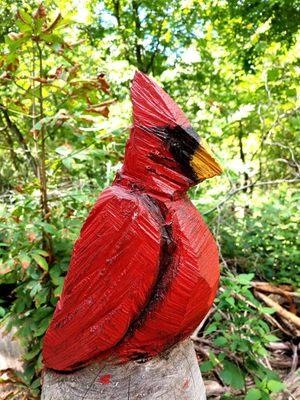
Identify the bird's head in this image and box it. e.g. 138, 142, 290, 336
119, 71, 222, 198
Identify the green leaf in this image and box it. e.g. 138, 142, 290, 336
236, 273, 255, 285
205, 322, 218, 335
34, 287, 50, 307
225, 297, 235, 306
245, 388, 262, 400
267, 380, 285, 393
32, 307, 53, 322
54, 281, 64, 297
19, 254, 31, 269
238, 340, 251, 352
267, 69, 279, 81
261, 307, 276, 315
264, 334, 279, 342
55, 145, 72, 156
32, 254, 48, 271
213, 336, 228, 347
62, 157, 75, 170
200, 360, 214, 372
49, 264, 62, 280
17, 10, 33, 26
31, 377, 41, 390
52, 276, 64, 287
41, 223, 56, 235
23, 346, 41, 361
33, 249, 49, 257
33, 316, 52, 337
35, 352, 43, 372
219, 360, 245, 390
5, 34, 29, 51
14, 299, 26, 313
16, 20, 32, 33
30, 282, 42, 297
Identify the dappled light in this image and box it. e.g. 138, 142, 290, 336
0, 1, 299, 399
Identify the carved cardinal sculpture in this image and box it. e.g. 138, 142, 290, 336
42, 71, 222, 372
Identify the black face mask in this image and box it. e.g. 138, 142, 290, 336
149, 124, 200, 182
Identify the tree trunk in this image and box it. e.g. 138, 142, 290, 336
41, 339, 206, 399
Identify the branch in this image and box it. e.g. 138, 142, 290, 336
266, 140, 300, 175
203, 177, 300, 215
0, 114, 20, 171
219, 287, 293, 337
111, 0, 133, 65
145, 20, 164, 74
132, 0, 144, 71
238, 121, 250, 191
254, 290, 300, 330
253, 106, 300, 182
0, 105, 37, 175
36, 39, 53, 260
2, 129, 20, 171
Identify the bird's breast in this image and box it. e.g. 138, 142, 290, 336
116, 195, 220, 360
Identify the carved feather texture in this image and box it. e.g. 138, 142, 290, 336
42, 71, 220, 371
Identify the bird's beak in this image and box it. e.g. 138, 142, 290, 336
190, 140, 222, 181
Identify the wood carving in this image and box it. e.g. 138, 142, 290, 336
41, 71, 222, 398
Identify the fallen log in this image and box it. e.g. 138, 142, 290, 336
254, 291, 300, 330
252, 282, 298, 298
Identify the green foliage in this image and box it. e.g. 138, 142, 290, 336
202, 273, 285, 398
0, 2, 119, 396
211, 188, 300, 284
0, 0, 299, 398
0, 187, 96, 397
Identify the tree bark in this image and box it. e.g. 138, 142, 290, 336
41, 339, 206, 400
0, 106, 37, 175
132, 0, 144, 72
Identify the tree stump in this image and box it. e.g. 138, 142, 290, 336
41, 339, 206, 399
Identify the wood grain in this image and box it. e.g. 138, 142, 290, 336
41, 339, 206, 400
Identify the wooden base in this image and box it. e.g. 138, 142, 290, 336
41, 339, 206, 399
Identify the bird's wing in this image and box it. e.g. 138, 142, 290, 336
42, 186, 162, 371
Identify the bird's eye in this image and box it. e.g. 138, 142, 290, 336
170, 140, 179, 149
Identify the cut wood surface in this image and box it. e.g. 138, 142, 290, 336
41, 339, 206, 400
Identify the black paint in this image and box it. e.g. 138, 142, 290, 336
150, 124, 200, 182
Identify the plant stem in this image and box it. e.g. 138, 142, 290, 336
34, 38, 53, 261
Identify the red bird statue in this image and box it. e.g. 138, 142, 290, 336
42, 71, 222, 372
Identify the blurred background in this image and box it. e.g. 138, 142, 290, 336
0, 1, 299, 398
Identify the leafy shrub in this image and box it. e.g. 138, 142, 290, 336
217, 188, 299, 285
0, 187, 95, 396
200, 273, 285, 399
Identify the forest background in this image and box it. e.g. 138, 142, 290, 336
0, 1, 299, 399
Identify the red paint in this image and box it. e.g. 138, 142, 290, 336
42, 71, 220, 371
183, 379, 190, 389
98, 374, 111, 385
115, 193, 219, 360
131, 70, 190, 129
